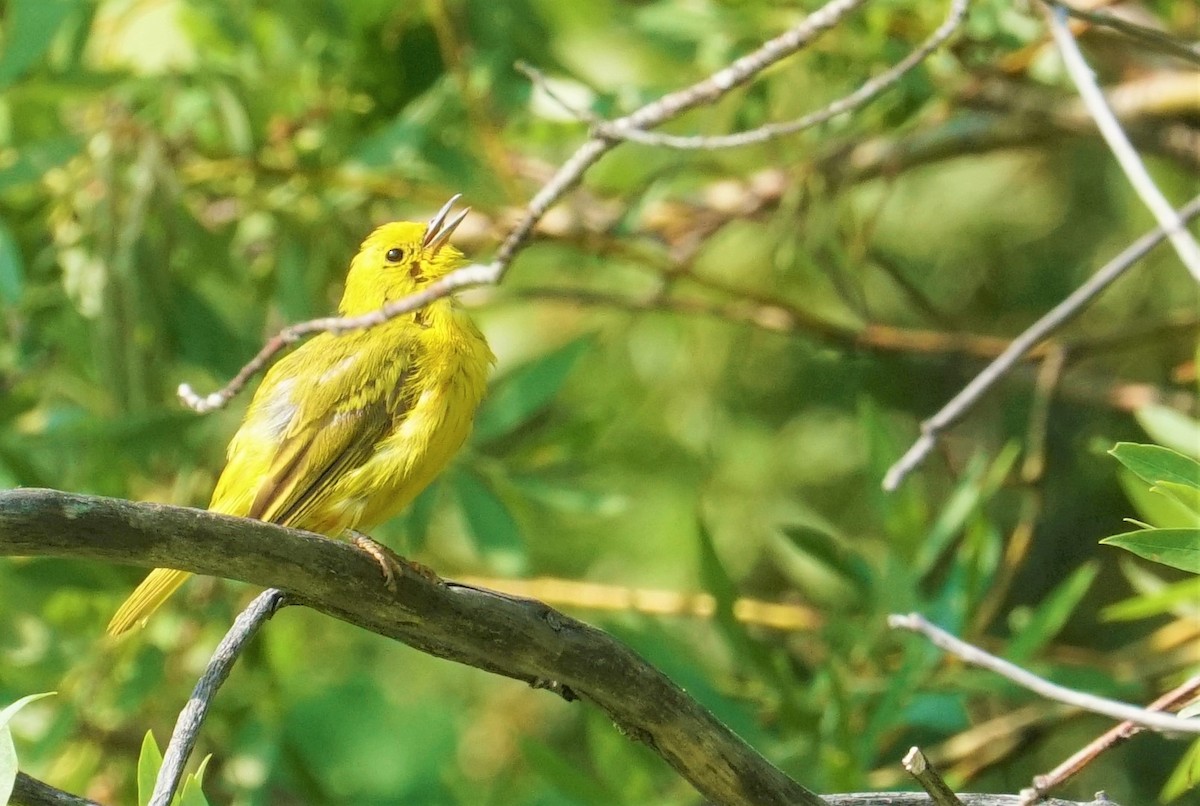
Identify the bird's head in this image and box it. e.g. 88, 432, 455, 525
339, 196, 470, 316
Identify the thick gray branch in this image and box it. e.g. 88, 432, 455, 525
0, 488, 820, 806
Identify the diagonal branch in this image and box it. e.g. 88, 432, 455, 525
882, 193, 1200, 491
151, 590, 287, 806
0, 488, 824, 806
1043, 2, 1200, 282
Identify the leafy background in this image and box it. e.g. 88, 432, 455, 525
1, 0, 1198, 803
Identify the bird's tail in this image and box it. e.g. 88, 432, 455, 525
106, 568, 192, 636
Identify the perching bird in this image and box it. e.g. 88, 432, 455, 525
107, 196, 493, 635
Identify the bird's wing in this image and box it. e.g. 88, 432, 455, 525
213, 334, 417, 531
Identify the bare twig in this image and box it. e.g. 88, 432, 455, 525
1052, 1, 1200, 67
178, 0, 866, 413
1020, 674, 1200, 804
889, 613, 1200, 734
150, 590, 288, 806
1043, 3, 1200, 282
903, 747, 966, 806
882, 193, 1200, 491
599, 0, 970, 149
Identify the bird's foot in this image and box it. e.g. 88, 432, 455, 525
347, 531, 441, 592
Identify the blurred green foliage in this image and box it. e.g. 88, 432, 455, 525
1, 0, 1198, 803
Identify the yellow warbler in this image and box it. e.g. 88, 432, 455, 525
107, 197, 492, 635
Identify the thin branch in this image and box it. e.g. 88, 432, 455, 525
889, 613, 1200, 735
179, 0, 866, 413
881, 193, 1200, 491
150, 590, 288, 806
1020, 674, 1200, 804
600, 0, 970, 149
1043, 2, 1200, 283
0, 489, 824, 806
903, 747, 965, 806
1052, 1, 1200, 67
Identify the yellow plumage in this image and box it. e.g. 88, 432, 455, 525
107, 200, 492, 635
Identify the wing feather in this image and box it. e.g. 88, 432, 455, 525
213, 331, 418, 533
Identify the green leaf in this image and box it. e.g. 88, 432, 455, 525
779, 524, 873, 594
1161, 736, 1200, 802
1154, 481, 1200, 518
1117, 469, 1198, 530
1110, 443, 1200, 491
138, 730, 164, 806
1105, 559, 1200, 621
399, 478, 441, 551
1101, 528, 1200, 574
455, 471, 526, 574
0, 220, 24, 304
1005, 561, 1098, 662
520, 738, 617, 806
177, 754, 213, 806
0, 135, 81, 191
696, 519, 742, 637
1136, 405, 1200, 460
916, 444, 1019, 575
0, 692, 56, 806
0, 0, 81, 90
473, 335, 593, 442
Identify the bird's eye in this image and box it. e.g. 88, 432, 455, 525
386, 247, 406, 263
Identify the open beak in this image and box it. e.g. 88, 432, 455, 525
423, 194, 470, 255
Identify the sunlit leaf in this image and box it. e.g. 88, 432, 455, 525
1136, 406, 1200, 460
1105, 559, 1200, 621
1111, 443, 1200, 491
1101, 528, 1200, 574
177, 754, 213, 806
0, 692, 56, 806
137, 730, 163, 806
1153, 481, 1200, 519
